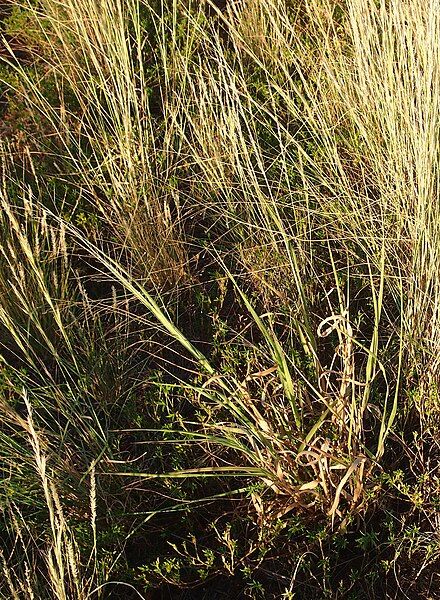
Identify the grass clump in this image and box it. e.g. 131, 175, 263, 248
0, 0, 439, 598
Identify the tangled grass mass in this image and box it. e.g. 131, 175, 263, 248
0, 1, 439, 598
